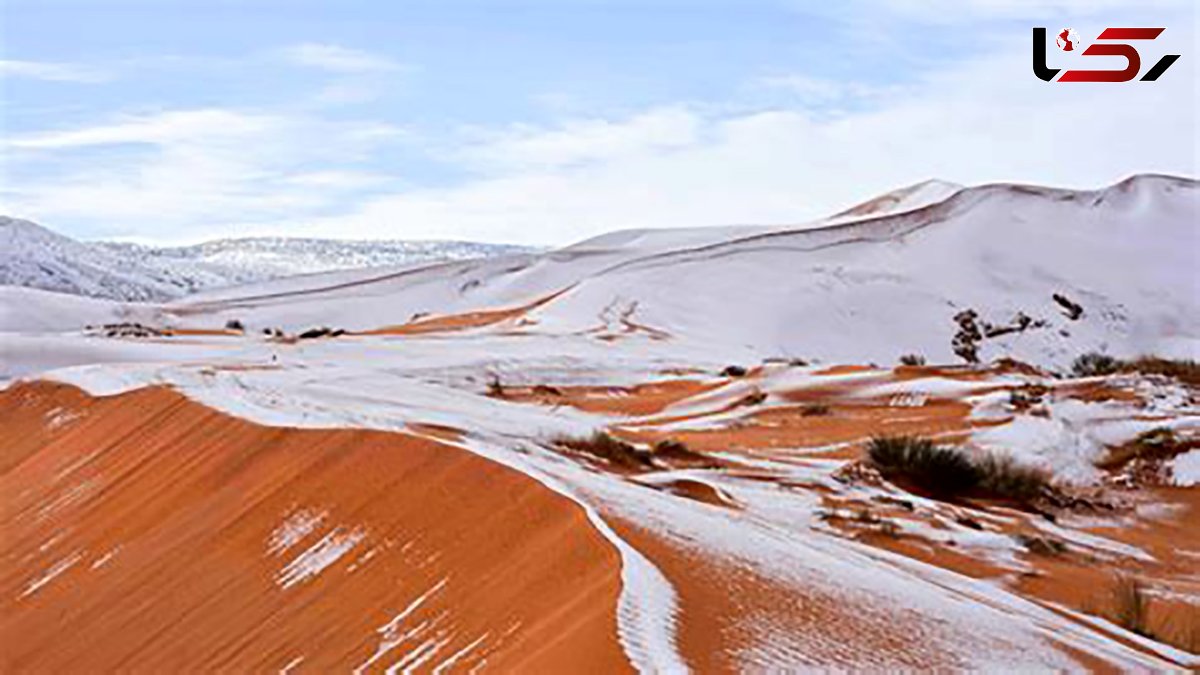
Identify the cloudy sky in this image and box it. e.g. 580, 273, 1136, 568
1, 0, 1195, 245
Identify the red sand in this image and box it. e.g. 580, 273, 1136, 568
0, 382, 629, 672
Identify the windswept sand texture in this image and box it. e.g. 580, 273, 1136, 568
0, 382, 628, 672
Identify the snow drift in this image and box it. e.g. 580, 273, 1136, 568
157, 174, 1198, 370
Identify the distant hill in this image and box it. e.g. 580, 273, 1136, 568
0, 217, 538, 301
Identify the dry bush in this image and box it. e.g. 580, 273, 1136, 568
1008, 384, 1048, 411
1109, 574, 1151, 637
736, 390, 768, 407
554, 431, 654, 470
974, 453, 1050, 503
867, 436, 979, 498
1014, 533, 1067, 557
868, 436, 1049, 504
1098, 427, 1190, 470
1072, 352, 1120, 377
298, 326, 343, 339
899, 353, 926, 367
1086, 574, 1200, 652
1071, 353, 1200, 386
486, 374, 506, 398
1120, 356, 1200, 387
652, 439, 716, 467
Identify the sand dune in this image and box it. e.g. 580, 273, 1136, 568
0, 382, 628, 672
2, 176, 1197, 670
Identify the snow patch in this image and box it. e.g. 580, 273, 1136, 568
268, 508, 327, 556
276, 526, 365, 589
1169, 449, 1200, 487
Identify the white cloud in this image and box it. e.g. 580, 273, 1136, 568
0, 59, 110, 83
7, 109, 275, 149
278, 43, 403, 73
754, 74, 903, 105
4, 108, 407, 239
283, 24, 1195, 245
4, 5, 1193, 247
459, 107, 702, 171
280, 170, 394, 189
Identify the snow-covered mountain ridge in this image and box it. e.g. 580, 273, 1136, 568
0, 217, 538, 301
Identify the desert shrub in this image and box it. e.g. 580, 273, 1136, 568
652, 439, 712, 465
1071, 352, 1120, 377
736, 390, 767, 407
763, 356, 808, 367
868, 436, 1049, 503
974, 453, 1050, 502
1110, 574, 1151, 636
721, 365, 748, 378
298, 326, 333, 340
225, 319, 245, 331
1070, 353, 1200, 385
653, 439, 690, 458
1098, 427, 1190, 470
1084, 573, 1200, 651
1135, 427, 1179, 449
867, 436, 980, 497
801, 404, 831, 416
1008, 384, 1047, 410
899, 353, 926, 367
1120, 356, 1200, 387
1014, 533, 1067, 557
486, 375, 506, 398
554, 431, 653, 470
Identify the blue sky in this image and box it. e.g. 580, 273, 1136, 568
1, 0, 1195, 244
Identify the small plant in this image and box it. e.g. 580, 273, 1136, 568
1109, 574, 1151, 637
721, 365, 748, 378
1071, 352, 1120, 377
974, 453, 1049, 503
1014, 533, 1067, 557
867, 436, 980, 497
225, 319, 245, 332
1121, 356, 1200, 387
652, 439, 714, 466
1008, 384, 1047, 410
554, 431, 653, 470
298, 326, 334, 340
801, 404, 831, 416
736, 390, 768, 407
486, 374, 506, 398
1097, 427, 1190, 470
867, 436, 1050, 504
899, 353, 926, 367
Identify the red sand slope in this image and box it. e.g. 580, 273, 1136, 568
0, 382, 629, 673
